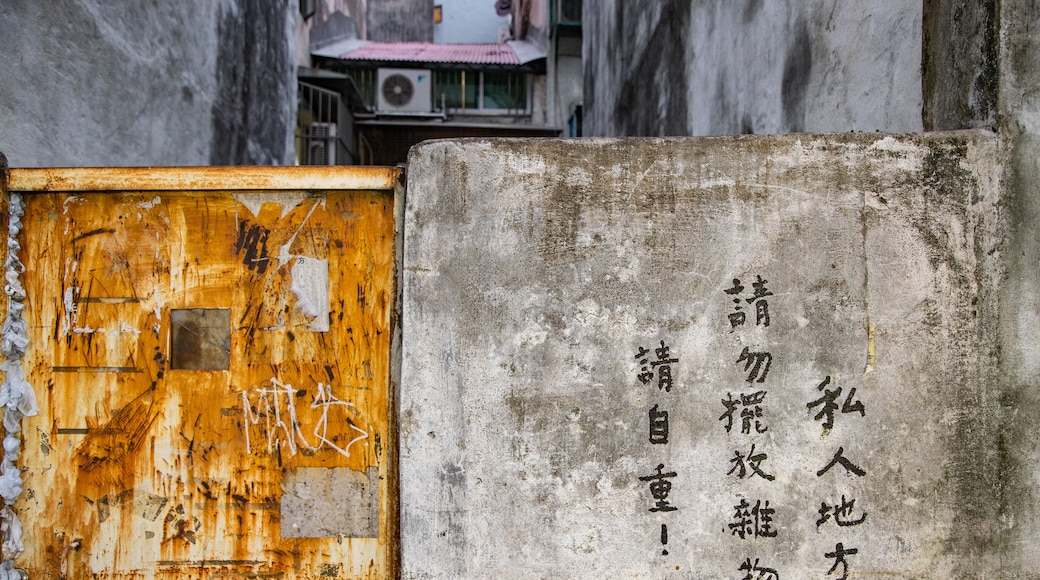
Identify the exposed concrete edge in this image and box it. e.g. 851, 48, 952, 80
388, 168, 406, 579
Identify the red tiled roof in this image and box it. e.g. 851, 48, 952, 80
337, 42, 521, 65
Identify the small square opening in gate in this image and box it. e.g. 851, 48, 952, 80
170, 309, 231, 370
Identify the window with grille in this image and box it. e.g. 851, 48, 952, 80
434, 70, 529, 113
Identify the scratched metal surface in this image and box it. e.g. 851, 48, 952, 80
13, 181, 396, 578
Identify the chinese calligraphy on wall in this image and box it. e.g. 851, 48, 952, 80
632, 275, 872, 579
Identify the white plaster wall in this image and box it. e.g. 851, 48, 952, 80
433, 0, 511, 43
554, 54, 583, 128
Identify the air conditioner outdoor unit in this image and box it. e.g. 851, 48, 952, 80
307, 122, 337, 165
377, 68, 433, 113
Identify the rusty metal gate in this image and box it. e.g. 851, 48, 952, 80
0, 167, 400, 578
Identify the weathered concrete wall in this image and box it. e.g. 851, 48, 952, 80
996, 0, 1040, 574
210, 1, 298, 165
400, 132, 1024, 578
922, 0, 998, 131
0, 0, 296, 167
366, 0, 433, 43
584, 0, 924, 137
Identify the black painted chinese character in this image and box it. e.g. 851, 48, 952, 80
816, 446, 866, 477
720, 391, 768, 434
740, 391, 768, 434
817, 495, 868, 528
806, 376, 865, 432
639, 464, 678, 512
729, 498, 777, 539
824, 542, 858, 580
634, 346, 654, 385
648, 404, 669, 445
725, 278, 746, 328
728, 444, 775, 481
737, 347, 772, 383
634, 341, 679, 391
739, 558, 780, 580
720, 393, 740, 433
748, 275, 773, 327
725, 276, 773, 328
651, 340, 678, 392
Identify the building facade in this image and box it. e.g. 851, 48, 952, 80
297, 0, 582, 166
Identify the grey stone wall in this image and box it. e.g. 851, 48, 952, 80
0, 0, 297, 167
584, 0, 925, 137
995, 0, 1040, 574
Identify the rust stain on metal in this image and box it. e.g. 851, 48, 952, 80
10, 167, 397, 579
7, 166, 401, 193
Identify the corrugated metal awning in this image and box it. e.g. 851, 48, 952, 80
312, 40, 547, 68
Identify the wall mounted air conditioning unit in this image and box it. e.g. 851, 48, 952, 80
307, 122, 337, 165
377, 68, 433, 113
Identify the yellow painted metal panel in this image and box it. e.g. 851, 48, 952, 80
7, 168, 398, 579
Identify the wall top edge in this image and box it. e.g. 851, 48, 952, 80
4, 166, 403, 193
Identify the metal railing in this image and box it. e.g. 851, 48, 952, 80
297, 82, 353, 165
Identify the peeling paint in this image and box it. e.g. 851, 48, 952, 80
0, 192, 38, 576
864, 318, 876, 374
290, 258, 330, 332
233, 192, 310, 219
137, 196, 162, 210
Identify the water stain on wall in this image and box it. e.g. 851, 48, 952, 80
781, 17, 813, 132
210, 1, 294, 165
615, 0, 692, 136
